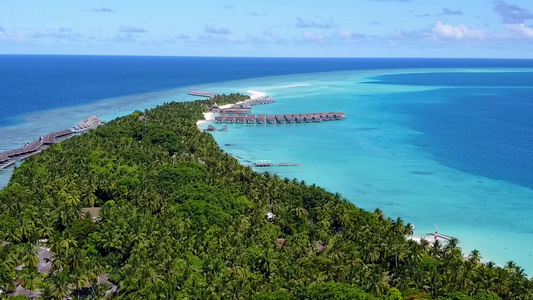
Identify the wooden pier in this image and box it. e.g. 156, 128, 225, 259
219, 108, 252, 114
251, 161, 302, 167
241, 97, 275, 106
209, 96, 276, 113
188, 90, 219, 99
0, 116, 102, 170
214, 112, 346, 124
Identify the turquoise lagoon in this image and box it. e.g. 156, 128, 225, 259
207, 69, 533, 272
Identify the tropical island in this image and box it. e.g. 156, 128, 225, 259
0, 93, 531, 299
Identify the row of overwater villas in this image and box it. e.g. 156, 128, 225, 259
241, 97, 275, 106
73, 115, 99, 131
0, 116, 100, 169
0, 130, 72, 169
214, 112, 346, 124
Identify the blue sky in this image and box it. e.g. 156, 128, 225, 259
1, 0, 533, 58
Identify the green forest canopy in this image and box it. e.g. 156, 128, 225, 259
0, 94, 531, 299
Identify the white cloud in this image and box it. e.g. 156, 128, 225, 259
303, 31, 324, 40
505, 23, 533, 38
0, 31, 24, 42
338, 29, 352, 38
432, 21, 486, 39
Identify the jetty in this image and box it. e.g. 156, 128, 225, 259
251, 161, 302, 167
241, 96, 275, 106
0, 116, 102, 170
219, 108, 252, 114
189, 90, 218, 99
426, 226, 453, 242
208, 96, 276, 113
215, 112, 346, 124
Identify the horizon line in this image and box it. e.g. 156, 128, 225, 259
1, 53, 533, 60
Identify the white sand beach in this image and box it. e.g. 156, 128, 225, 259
196, 90, 266, 130
247, 90, 266, 99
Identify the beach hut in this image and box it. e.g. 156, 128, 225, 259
209, 103, 220, 112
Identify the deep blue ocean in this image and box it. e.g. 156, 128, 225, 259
1, 55, 533, 270
2, 55, 533, 127
368, 73, 533, 189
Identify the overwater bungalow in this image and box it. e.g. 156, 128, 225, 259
220, 125, 228, 131
284, 114, 295, 123
246, 115, 256, 124
207, 125, 216, 131
236, 116, 246, 124
41, 129, 73, 144
257, 115, 266, 124
266, 115, 276, 124
333, 112, 346, 119
275, 114, 286, 124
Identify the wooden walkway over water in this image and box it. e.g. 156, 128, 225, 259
251, 161, 302, 167
188, 90, 218, 99
215, 112, 346, 124
0, 116, 101, 170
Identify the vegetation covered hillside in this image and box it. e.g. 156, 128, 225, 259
0, 94, 531, 299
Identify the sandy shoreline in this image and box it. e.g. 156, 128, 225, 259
195, 90, 266, 130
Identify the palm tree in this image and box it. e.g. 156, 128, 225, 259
469, 249, 482, 265
292, 207, 307, 220
19, 268, 40, 295
72, 271, 90, 298
21, 243, 39, 269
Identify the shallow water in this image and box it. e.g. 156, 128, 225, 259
208, 69, 533, 271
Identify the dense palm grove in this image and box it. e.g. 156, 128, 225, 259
0, 94, 531, 299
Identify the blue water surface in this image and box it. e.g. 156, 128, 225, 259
368, 76, 533, 189
2, 55, 533, 127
